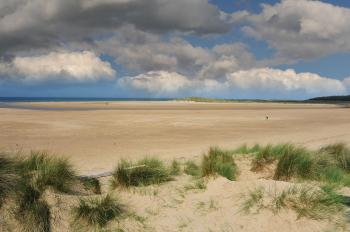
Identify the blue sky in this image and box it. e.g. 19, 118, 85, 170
0, 0, 349, 99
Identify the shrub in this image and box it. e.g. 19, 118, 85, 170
80, 177, 101, 194
184, 161, 201, 177
112, 157, 170, 187
72, 194, 124, 228
201, 147, 237, 180
18, 151, 76, 192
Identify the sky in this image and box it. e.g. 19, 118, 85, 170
1, 0, 350, 99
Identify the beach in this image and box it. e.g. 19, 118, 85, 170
1, 101, 349, 174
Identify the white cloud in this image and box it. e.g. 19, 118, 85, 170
344, 77, 350, 89
119, 71, 191, 94
119, 68, 348, 98
241, 0, 350, 59
0, 51, 116, 83
227, 68, 347, 96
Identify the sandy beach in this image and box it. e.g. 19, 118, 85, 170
1, 101, 349, 174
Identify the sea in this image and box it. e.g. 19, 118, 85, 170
0, 97, 172, 102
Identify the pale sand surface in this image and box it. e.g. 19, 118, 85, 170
1, 101, 350, 174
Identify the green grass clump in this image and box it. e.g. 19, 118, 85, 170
18, 151, 76, 193
233, 144, 261, 154
201, 147, 237, 180
320, 143, 350, 171
80, 177, 101, 194
273, 146, 313, 180
72, 194, 124, 229
111, 157, 171, 187
251, 144, 294, 171
169, 160, 181, 176
184, 161, 201, 177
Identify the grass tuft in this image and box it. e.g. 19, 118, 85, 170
184, 161, 201, 177
201, 147, 237, 180
72, 194, 124, 229
15, 184, 51, 232
80, 177, 101, 194
320, 143, 350, 172
111, 157, 171, 187
233, 144, 261, 154
0, 154, 19, 206
169, 160, 181, 176
273, 146, 313, 180
241, 187, 265, 214
242, 185, 345, 221
251, 144, 294, 171
18, 151, 76, 193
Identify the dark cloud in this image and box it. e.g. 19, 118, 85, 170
0, 0, 229, 55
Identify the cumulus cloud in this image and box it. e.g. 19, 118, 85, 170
226, 68, 347, 96
119, 71, 191, 94
120, 68, 348, 99
0, 51, 116, 83
0, 0, 229, 54
241, 0, 350, 59
344, 77, 350, 89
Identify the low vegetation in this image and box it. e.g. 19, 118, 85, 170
169, 160, 181, 176
1, 143, 350, 231
80, 177, 101, 194
242, 185, 345, 220
0, 151, 108, 232
184, 161, 201, 177
72, 194, 124, 229
17, 151, 76, 193
201, 147, 237, 180
15, 185, 51, 232
111, 157, 171, 188
235, 143, 350, 186
0, 154, 19, 207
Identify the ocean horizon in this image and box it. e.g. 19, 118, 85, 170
0, 97, 174, 102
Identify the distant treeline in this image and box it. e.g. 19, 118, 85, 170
178, 96, 350, 103
308, 95, 350, 101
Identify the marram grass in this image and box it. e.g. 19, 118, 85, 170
111, 157, 171, 187
72, 194, 124, 229
201, 147, 237, 180
17, 151, 76, 193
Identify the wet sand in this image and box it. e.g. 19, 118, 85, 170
0, 101, 349, 174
